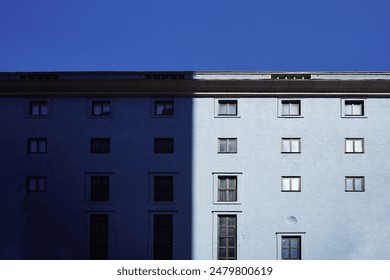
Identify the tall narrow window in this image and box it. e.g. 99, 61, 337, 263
89, 214, 109, 260
281, 236, 301, 260
154, 138, 174, 154
281, 138, 300, 153
217, 215, 237, 260
281, 100, 301, 116
92, 100, 111, 116
27, 138, 47, 154
218, 176, 237, 202
27, 177, 46, 192
345, 138, 364, 153
153, 214, 173, 260
344, 100, 364, 116
218, 100, 237, 116
29, 100, 48, 116
281, 177, 301, 192
155, 100, 174, 116
345, 176, 365, 192
153, 176, 174, 202
91, 138, 110, 153
218, 138, 237, 153
90, 176, 110, 202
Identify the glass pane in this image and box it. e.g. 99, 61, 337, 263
40, 104, 48, 115
228, 237, 235, 247
229, 191, 237, 201
219, 237, 226, 247
282, 140, 290, 152
228, 248, 235, 258
228, 227, 235, 237
353, 103, 362, 115
156, 104, 164, 115
219, 227, 226, 237
355, 140, 363, 152
102, 103, 110, 114
31, 104, 39, 115
346, 140, 353, 152
282, 178, 290, 191
218, 190, 226, 201
39, 140, 46, 152
281, 103, 289, 115
228, 103, 237, 115
290, 103, 299, 115
93, 104, 102, 115
282, 248, 289, 259
228, 139, 236, 152
29, 179, 37, 191
282, 238, 289, 248
355, 178, 363, 191
219, 103, 227, 115
228, 216, 236, 226
219, 217, 226, 226
290, 238, 299, 247
219, 139, 227, 152
228, 178, 236, 190
290, 249, 299, 259
345, 104, 352, 115
38, 178, 45, 191
346, 178, 353, 191
291, 178, 300, 190
218, 248, 226, 258
291, 140, 300, 152
30, 141, 38, 153
219, 178, 227, 189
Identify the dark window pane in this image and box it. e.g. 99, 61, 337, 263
90, 214, 109, 260
91, 138, 110, 153
153, 215, 173, 260
154, 176, 173, 201
90, 176, 109, 202
154, 138, 174, 153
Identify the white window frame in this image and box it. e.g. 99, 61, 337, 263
281, 176, 301, 192
278, 99, 303, 118
345, 176, 365, 192
276, 232, 306, 260
213, 172, 242, 204
281, 138, 301, 153
341, 99, 366, 118
215, 98, 240, 118
345, 138, 364, 153
218, 138, 237, 153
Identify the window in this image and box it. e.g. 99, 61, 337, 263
281, 236, 301, 260
217, 176, 237, 202
281, 177, 301, 192
153, 214, 173, 260
89, 214, 109, 260
92, 100, 111, 116
281, 138, 300, 153
27, 177, 46, 192
153, 176, 174, 202
218, 100, 237, 116
345, 138, 364, 153
90, 176, 110, 202
345, 176, 365, 192
218, 138, 237, 153
91, 138, 110, 153
344, 100, 364, 116
281, 100, 301, 116
217, 215, 237, 260
154, 138, 174, 153
27, 138, 47, 153
29, 100, 48, 116
155, 100, 174, 116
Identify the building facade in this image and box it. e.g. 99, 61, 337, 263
1, 71, 390, 259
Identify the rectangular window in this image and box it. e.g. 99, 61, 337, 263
92, 100, 111, 116
218, 176, 237, 202
154, 138, 174, 153
282, 177, 301, 192
29, 100, 48, 116
218, 138, 237, 153
218, 100, 237, 116
345, 138, 364, 153
27, 177, 46, 192
91, 138, 110, 153
90, 176, 110, 202
344, 100, 364, 116
89, 214, 109, 260
345, 176, 365, 192
281, 138, 300, 153
155, 100, 174, 116
153, 214, 173, 260
27, 138, 47, 153
281, 100, 301, 116
281, 236, 301, 260
217, 215, 237, 260
153, 176, 174, 202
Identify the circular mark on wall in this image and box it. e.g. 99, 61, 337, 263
286, 216, 297, 224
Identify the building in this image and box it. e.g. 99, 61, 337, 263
1, 71, 390, 260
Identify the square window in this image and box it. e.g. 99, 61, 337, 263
281, 100, 301, 116
29, 100, 48, 116
281, 236, 301, 260
90, 176, 110, 202
345, 176, 365, 192
282, 177, 301, 192
90, 138, 110, 153
155, 100, 174, 116
154, 138, 174, 153
344, 100, 364, 116
218, 138, 237, 153
218, 100, 237, 116
345, 138, 364, 153
281, 138, 300, 153
217, 176, 237, 202
153, 176, 174, 202
27, 177, 46, 192
92, 100, 111, 116
27, 138, 47, 153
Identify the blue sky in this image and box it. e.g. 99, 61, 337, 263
1, 0, 389, 72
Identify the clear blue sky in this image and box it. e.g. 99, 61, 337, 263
1, 0, 389, 72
